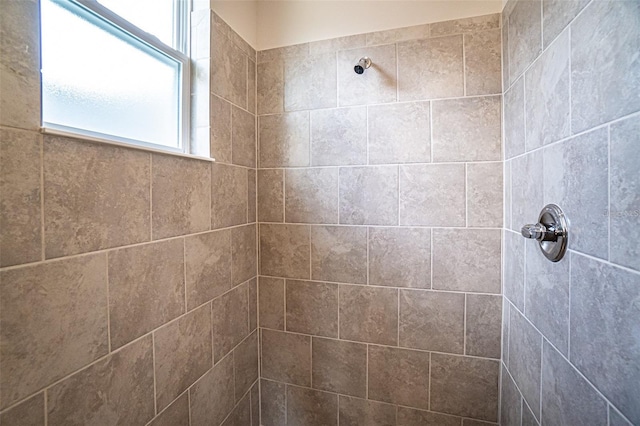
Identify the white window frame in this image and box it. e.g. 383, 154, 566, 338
41, 0, 192, 155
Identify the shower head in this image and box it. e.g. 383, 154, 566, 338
354, 57, 372, 74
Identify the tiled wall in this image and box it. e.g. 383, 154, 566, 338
501, 0, 640, 425
0, 3, 258, 425
256, 14, 504, 425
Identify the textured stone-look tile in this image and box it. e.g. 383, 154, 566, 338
508, 308, 541, 420
504, 160, 512, 228
285, 53, 337, 111
286, 280, 338, 337
464, 420, 497, 426
397, 407, 461, 426
211, 95, 232, 163
340, 285, 398, 345
511, 150, 543, 234
149, 393, 189, 426
259, 111, 310, 167
522, 403, 538, 426
504, 76, 525, 159
525, 30, 570, 150
261, 379, 286, 426
185, 230, 231, 309
339, 166, 398, 225
366, 24, 430, 46
571, 0, 640, 133
0, 393, 44, 425
0, 128, 41, 267
368, 227, 431, 288
261, 329, 311, 386
399, 164, 466, 226
154, 305, 212, 411
259, 224, 310, 279
543, 0, 590, 48
0, 255, 108, 408
43, 136, 150, 258
500, 366, 521, 426
610, 116, 640, 271
286, 168, 339, 223
502, 13, 510, 90
249, 277, 257, 331
108, 239, 185, 349
541, 341, 607, 426
258, 43, 309, 64
311, 226, 367, 284
152, 154, 210, 239
231, 106, 256, 167
467, 162, 503, 227
399, 290, 464, 353
610, 408, 634, 426
338, 44, 397, 106
312, 338, 367, 397
287, 386, 338, 426
248, 58, 256, 109
570, 254, 640, 424
221, 393, 251, 426
465, 294, 502, 359
368, 345, 430, 409
502, 299, 510, 365
432, 229, 501, 293
431, 13, 500, 36
248, 168, 256, 223
430, 353, 499, 421
258, 169, 284, 222
212, 31, 247, 108
259, 276, 285, 330
465, 29, 502, 95
257, 60, 284, 114
308, 34, 365, 55
190, 353, 235, 426
212, 283, 249, 360
211, 163, 248, 228
432, 96, 501, 162
367, 101, 430, 164
250, 383, 259, 426
47, 336, 154, 426
0, 0, 40, 130
232, 224, 257, 285
310, 107, 367, 166
544, 127, 608, 258
398, 35, 463, 101
508, 0, 541, 81
234, 331, 258, 401
340, 398, 396, 426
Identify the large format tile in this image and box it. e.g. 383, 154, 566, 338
571, 0, 640, 133
43, 135, 150, 258
464, 29, 502, 96
507, 0, 542, 81
259, 112, 310, 167
338, 44, 397, 106
285, 168, 339, 223
366, 23, 430, 46
257, 60, 284, 115
398, 35, 463, 100
430, 13, 500, 36
339, 285, 398, 345
312, 337, 367, 397
212, 30, 247, 108
261, 379, 286, 426
284, 53, 337, 111
248, 59, 256, 114
0, 393, 44, 426
504, 231, 525, 312
261, 329, 311, 386
311, 226, 367, 284
258, 43, 309, 64
258, 276, 285, 330
149, 393, 189, 426
511, 150, 543, 233
185, 229, 232, 309
212, 283, 249, 360
522, 403, 538, 426
47, 336, 154, 426
542, 0, 590, 48
432, 96, 501, 162
610, 408, 634, 426
467, 162, 503, 227
211, 163, 248, 229
504, 76, 525, 159
231, 224, 257, 285
399, 164, 466, 226
231, 106, 256, 168
309, 34, 366, 55
432, 229, 501, 293
211, 95, 232, 163
259, 224, 310, 279
234, 331, 259, 401
286, 280, 338, 337
0, 255, 108, 409
339, 396, 396, 426
221, 393, 252, 426
287, 386, 338, 426
258, 169, 284, 222
397, 407, 461, 426
108, 239, 185, 349
0, 128, 41, 267
339, 166, 398, 225
465, 294, 502, 359
310, 107, 367, 166
570, 254, 640, 424
500, 366, 521, 426
189, 353, 235, 426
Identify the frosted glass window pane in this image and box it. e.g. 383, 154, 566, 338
98, 0, 175, 48
41, 0, 181, 149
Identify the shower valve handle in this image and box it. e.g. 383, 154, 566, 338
521, 223, 558, 242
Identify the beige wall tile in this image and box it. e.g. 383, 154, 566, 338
369, 227, 431, 288
310, 107, 367, 166
154, 305, 212, 411
211, 163, 248, 229
211, 95, 232, 163
339, 395, 397, 426
338, 44, 397, 106
432, 96, 501, 162
367, 102, 431, 164
152, 154, 210, 240
339, 166, 398, 225
43, 135, 150, 258
258, 169, 284, 222
189, 352, 235, 426
185, 230, 232, 310
250, 382, 259, 426
233, 331, 259, 401
249, 277, 257, 331
399, 290, 464, 353
259, 276, 285, 330
0, 254, 108, 409
261, 379, 286, 426
47, 336, 154, 425
212, 31, 247, 108
259, 112, 310, 167
397, 407, 461, 426
284, 53, 337, 111
287, 386, 338, 426
312, 337, 367, 397
248, 59, 256, 114
0, 393, 44, 426
232, 224, 257, 285
222, 393, 252, 426
366, 24, 430, 46
0, 128, 41, 267
259, 224, 310, 279
399, 164, 466, 226
231, 106, 256, 168
212, 283, 249, 360
261, 329, 311, 386
285, 168, 339, 223
309, 34, 366, 55
467, 162, 503, 227
466, 294, 502, 359
108, 239, 185, 349
311, 226, 367, 284
431, 13, 500, 36
258, 43, 309, 64
248, 170, 257, 224
465, 29, 502, 96
148, 393, 189, 426
286, 280, 338, 337
368, 345, 430, 409
339, 285, 398, 345
398, 35, 463, 101
257, 60, 284, 115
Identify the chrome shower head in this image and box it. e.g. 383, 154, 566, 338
354, 57, 372, 74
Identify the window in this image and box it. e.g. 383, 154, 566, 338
41, 0, 190, 153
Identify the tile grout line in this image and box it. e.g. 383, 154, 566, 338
106, 253, 112, 353
152, 332, 158, 415
463, 294, 467, 355
43, 389, 48, 426
40, 134, 45, 261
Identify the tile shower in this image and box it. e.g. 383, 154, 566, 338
0, 1, 638, 426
